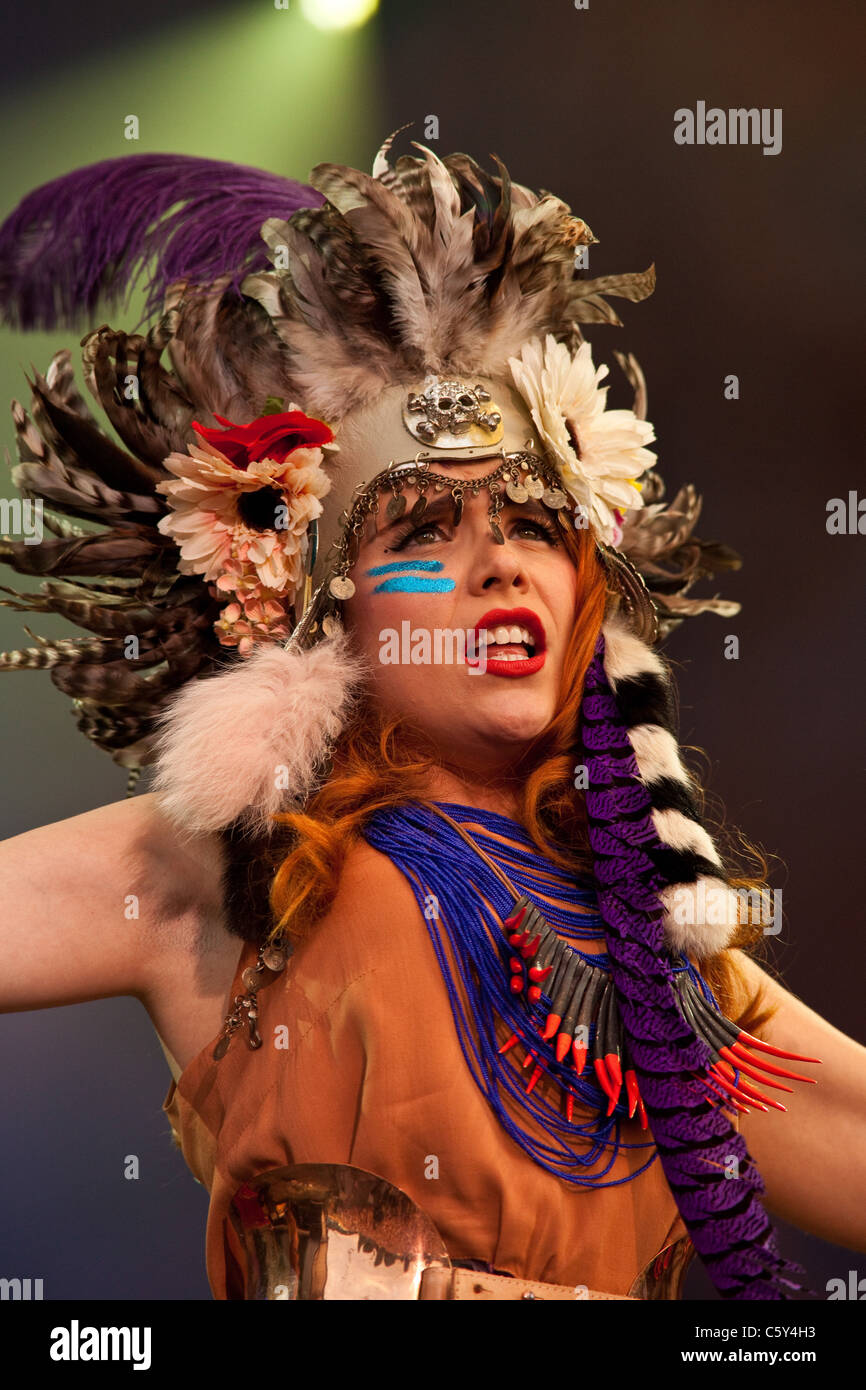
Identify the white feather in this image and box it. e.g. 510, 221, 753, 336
151, 628, 371, 839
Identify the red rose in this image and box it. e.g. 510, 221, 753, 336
192, 410, 334, 467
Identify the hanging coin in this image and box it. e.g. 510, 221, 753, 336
490, 520, 506, 545
542, 486, 568, 508
525, 476, 544, 499
322, 614, 343, 637
262, 945, 288, 973
329, 575, 356, 600
410, 493, 428, 522
506, 479, 529, 503
386, 492, 406, 520
242, 966, 262, 992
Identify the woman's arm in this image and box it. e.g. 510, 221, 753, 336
0, 792, 225, 1012
732, 949, 866, 1253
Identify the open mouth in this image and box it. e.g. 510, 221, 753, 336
470, 608, 547, 675
477, 624, 537, 660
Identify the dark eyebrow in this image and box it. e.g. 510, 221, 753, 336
375, 492, 554, 535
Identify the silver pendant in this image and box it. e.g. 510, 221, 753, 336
541, 487, 568, 509
329, 575, 356, 600
242, 966, 262, 992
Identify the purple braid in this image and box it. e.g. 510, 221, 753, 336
579, 632, 807, 1298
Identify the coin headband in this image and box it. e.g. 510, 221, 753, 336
288, 449, 658, 653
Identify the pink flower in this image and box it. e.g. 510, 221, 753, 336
156, 406, 336, 651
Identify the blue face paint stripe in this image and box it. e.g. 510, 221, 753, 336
372, 576, 456, 593
364, 559, 444, 576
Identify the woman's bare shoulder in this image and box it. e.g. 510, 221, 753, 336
0, 790, 235, 1013
108, 793, 244, 1073
123, 792, 228, 940
292, 835, 428, 972
341, 835, 416, 890
324, 835, 428, 929
73, 789, 232, 958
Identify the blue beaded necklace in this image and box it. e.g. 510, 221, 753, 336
360, 798, 712, 1188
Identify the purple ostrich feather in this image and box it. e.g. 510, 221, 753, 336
0, 153, 325, 331
580, 633, 808, 1299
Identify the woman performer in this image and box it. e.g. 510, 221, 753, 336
0, 132, 863, 1301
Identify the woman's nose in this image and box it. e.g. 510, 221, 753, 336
473, 541, 530, 592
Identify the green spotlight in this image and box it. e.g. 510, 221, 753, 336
300, 0, 379, 31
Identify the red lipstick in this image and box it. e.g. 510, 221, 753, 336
469, 607, 548, 678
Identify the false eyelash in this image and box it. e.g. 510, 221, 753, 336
389, 515, 561, 551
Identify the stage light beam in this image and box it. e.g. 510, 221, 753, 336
300, 0, 379, 33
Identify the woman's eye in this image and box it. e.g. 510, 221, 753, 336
393, 522, 446, 549
391, 515, 558, 550
514, 519, 559, 543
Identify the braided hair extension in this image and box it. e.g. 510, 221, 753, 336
579, 633, 807, 1298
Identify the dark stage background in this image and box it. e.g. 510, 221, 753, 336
0, 0, 863, 1300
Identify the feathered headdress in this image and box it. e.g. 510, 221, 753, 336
0, 130, 813, 1299
0, 137, 740, 772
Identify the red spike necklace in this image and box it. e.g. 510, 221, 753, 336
426, 805, 821, 1128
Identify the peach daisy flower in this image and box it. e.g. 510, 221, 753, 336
156, 408, 334, 654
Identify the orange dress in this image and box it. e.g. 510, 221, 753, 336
163, 820, 698, 1300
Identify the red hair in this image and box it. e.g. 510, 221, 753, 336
270, 518, 776, 1034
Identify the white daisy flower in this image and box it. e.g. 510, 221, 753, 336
508, 334, 656, 546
